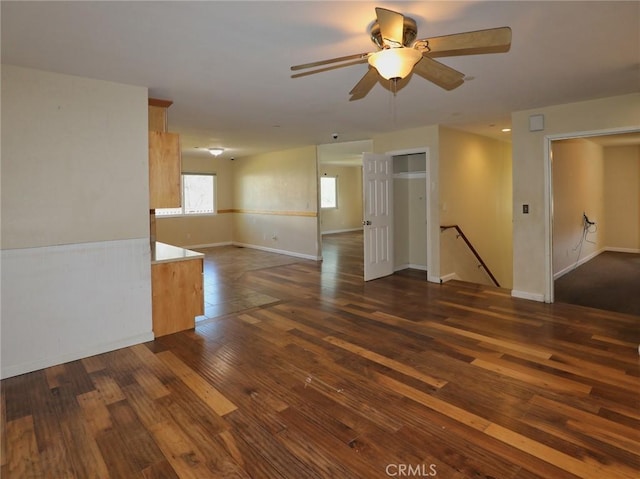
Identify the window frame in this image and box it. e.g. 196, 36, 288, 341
155, 172, 217, 217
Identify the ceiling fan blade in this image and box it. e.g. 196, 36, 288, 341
415, 27, 512, 57
375, 7, 404, 47
291, 58, 369, 78
413, 57, 464, 90
291, 52, 370, 71
349, 67, 379, 101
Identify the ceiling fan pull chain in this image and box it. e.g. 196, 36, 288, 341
389, 79, 398, 128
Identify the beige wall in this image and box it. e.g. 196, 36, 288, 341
1, 65, 149, 249
394, 175, 427, 270
603, 145, 640, 250
156, 155, 234, 247
439, 127, 513, 288
552, 139, 606, 275
231, 145, 320, 259
319, 164, 363, 234
512, 93, 640, 301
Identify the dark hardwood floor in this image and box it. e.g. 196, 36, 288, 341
2, 231, 639, 479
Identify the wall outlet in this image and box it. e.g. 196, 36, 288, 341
522, 204, 529, 214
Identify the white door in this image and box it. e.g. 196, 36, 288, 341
362, 153, 394, 281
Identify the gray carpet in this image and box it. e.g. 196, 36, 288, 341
554, 251, 640, 316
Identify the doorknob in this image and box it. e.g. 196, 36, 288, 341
362, 220, 372, 225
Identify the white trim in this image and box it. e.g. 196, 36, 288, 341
427, 275, 441, 284
512, 290, 545, 302
544, 135, 554, 303
393, 263, 428, 272
231, 242, 321, 261
408, 263, 427, 271
605, 246, 640, 254
440, 272, 459, 283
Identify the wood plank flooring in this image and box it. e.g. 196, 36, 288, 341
2, 231, 639, 478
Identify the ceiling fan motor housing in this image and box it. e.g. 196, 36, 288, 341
370, 16, 418, 48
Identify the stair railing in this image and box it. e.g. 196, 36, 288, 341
440, 225, 500, 287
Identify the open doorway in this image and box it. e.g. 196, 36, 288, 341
317, 140, 371, 238
548, 130, 640, 315
392, 152, 428, 276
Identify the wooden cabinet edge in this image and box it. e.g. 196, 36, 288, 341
151, 257, 204, 338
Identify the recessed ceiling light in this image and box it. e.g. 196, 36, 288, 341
208, 148, 224, 156
501, 128, 511, 133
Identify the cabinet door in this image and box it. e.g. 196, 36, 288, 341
149, 131, 181, 208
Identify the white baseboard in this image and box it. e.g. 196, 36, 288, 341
321, 228, 362, 235
232, 242, 321, 261
605, 246, 640, 254
183, 241, 233, 250
394, 263, 427, 272
512, 290, 545, 302
440, 272, 459, 283
408, 263, 427, 271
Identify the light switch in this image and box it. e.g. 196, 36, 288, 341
523, 204, 529, 214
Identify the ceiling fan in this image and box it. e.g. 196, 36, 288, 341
290, 7, 512, 100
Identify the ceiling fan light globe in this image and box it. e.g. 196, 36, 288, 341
368, 48, 422, 80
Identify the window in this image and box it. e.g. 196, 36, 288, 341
320, 176, 338, 209
156, 173, 216, 216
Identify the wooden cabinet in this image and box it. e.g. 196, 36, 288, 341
148, 104, 168, 132
148, 97, 172, 133
149, 131, 181, 208
151, 243, 204, 337
148, 98, 181, 209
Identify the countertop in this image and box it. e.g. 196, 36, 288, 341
151, 241, 204, 265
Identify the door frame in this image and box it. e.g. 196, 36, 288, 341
380, 146, 438, 283
543, 126, 640, 303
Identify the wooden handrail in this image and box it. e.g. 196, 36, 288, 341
440, 224, 500, 287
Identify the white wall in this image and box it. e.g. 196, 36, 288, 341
1, 65, 152, 378
511, 93, 640, 302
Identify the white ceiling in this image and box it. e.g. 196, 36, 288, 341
2, 1, 639, 161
